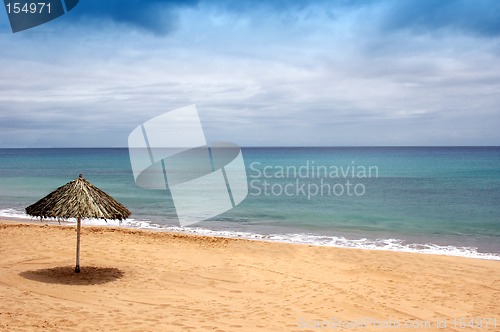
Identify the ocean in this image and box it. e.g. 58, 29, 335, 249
0, 147, 499, 260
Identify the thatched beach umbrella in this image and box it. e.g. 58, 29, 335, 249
26, 174, 131, 273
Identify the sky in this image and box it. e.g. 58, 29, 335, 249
0, 0, 499, 147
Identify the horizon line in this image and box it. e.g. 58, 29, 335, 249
1, 145, 499, 149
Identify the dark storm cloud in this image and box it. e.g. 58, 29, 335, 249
213, 0, 500, 38
63, 0, 500, 38
70, 0, 199, 34
381, 0, 500, 37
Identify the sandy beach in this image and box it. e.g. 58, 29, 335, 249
0, 219, 498, 332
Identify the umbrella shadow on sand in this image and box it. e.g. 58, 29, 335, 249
19, 266, 124, 285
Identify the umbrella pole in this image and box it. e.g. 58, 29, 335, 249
75, 215, 81, 273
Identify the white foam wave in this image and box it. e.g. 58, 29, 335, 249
0, 208, 29, 220
1, 208, 499, 261
159, 226, 500, 261
0, 208, 155, 229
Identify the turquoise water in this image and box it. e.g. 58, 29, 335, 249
0, 147, 499, 259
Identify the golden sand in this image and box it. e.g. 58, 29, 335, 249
0, 220, 498, 331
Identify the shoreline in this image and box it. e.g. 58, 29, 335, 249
1, 213, 499, 262
1, 219, 499, 331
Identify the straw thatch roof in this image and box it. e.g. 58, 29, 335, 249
26, 177, 131, 221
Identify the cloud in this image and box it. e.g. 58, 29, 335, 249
1, 0, 499, 147
57, 0, 500, 38
380, 0, 500, 37
204, 0, 500, 38
69, 0, 199, 34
